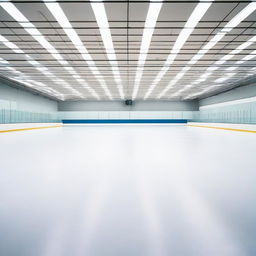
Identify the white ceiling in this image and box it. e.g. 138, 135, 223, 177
0, 0, 256, 101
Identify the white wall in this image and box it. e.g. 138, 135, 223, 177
58, 101, 199, 120
58, 100, 198, 111
59, 111, 198, 120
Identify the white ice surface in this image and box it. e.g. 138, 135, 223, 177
0, 125, 256, 256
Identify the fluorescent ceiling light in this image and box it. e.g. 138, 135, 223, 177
0, 33, 79, 99
0, 35, 8, 42
221, 2, 256, 32
0, 2, 28, 22
202, 34, 225, 51
91, 0, 124, 99
3, 41, 19, 49
24, 28, 42, 36
10, 76, 64, 99
201, 73, 212, 78
226, 66, 237, 71
241, 50, 256, 61
196, 35, 256, 85
132, 0, 163, 99
0, 35, 24, 54
0, 8, 64, 59
0, 57, 8, 64
144, 1, 212, 99
214, 73, 235, 83
224, 49, 256, 72
1, 3, 64, 62
208, 66, 219, 71
183, 85, 216, 99
1, 1, 99, 100
157, 2, 256, 99
65, 67, 75, 71
36, 67, 48, 72
76, 79, 99, 99
27, 60, 39, 66
19, 22, 34, 28
215, 60, 227, 65
44, 0, 111, 99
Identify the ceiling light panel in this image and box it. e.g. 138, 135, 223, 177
144, 1, 213, 99
0, 1, 99, 100
178, 35, 256, 98
0, 34, 83, 98
44, 0, 112, 99
132, 0, 163, 100
90, 0, 124, 99
156, 2, 256, 100
0, 57, 64, 99
177, 35, 256, 96
0, 1, 256, 101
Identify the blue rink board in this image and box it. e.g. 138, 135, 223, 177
62, 119, 188, 124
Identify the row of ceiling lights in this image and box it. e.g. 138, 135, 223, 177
0, 0, 256, 100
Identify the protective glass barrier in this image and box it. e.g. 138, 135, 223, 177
0, 109, 60, 123
196, 101, 256, 124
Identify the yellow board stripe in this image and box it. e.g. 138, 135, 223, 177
0, 124, 63, 133
188, 124, 256, 133
1, 123, 255, 133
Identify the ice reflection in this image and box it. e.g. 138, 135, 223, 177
41, 219, 68, 256
135, 171, 167, 256
0, 125, 255, 256
75, 181, 109, 256
170, 175, 244, 256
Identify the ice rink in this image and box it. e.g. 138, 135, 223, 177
0, 125, 256, 256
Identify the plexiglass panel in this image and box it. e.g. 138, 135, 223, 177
0, 109, 60, 123
196, 101, 256, 124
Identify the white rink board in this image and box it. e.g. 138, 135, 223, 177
0, 123, 62, 131
188, 122, 256, 131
